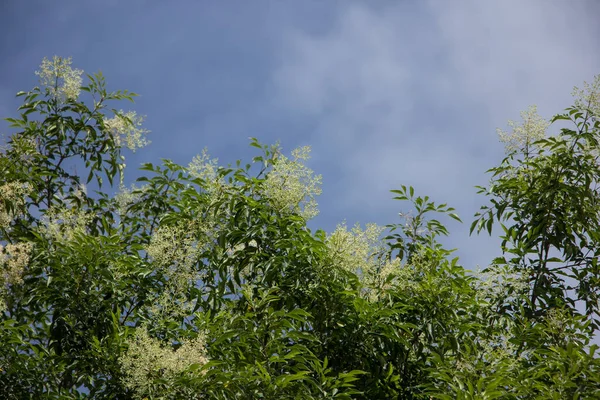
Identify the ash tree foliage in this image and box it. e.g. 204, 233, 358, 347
1, 56, 600, 399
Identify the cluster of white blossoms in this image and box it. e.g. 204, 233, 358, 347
103, 110, 150, 152
146, 224, 202, 270
0, 242, 33, 311
35, 56, 83, 102
475, 263, 529, 305
0, 181, 30, 230
365, 256, 407, 301
114, 183, 146, 217
263, 146, 322, 220
325, 222, 413, 299
572, 74, 600, 121
39, 203, 94, 243
145, 222, 207, 318
324, 223, 455, 301
121, 326, 208, 399
497, 105, 549, 154
325, 222, 385, 275
188, 148, 222, 187
0, 242, 33, 287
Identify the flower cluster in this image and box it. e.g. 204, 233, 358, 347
188, 148, 221, 187
0, 242, 33, 286
39, 204, 94, 243
121, 326, 208, 399
325, 222, 386, 276
35, 56, 83, 102
497, 105, 549, 154
475, 263, 529, 305
104, 110, 150, 152
145, 222, 207, 318
0, 242, 33, 311
146, 224, 202, 271
572, 74, 600, 121
263, 146, 322, 220
0, 181, 30, 230
114, 184, 145, 217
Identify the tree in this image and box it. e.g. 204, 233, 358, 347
1, 56, 599, 399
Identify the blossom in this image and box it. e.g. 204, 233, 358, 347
121, 326, 208, 398
146, 224, 200, 270
262, 146, 322, 220
475, 263, 529, 305
0, 181, 30, 230
497, 105, 549, 154
325, 222, 385, 275
39, 204, 94, 243
366, 257, 405, 299
0, 242, 33, 287
0, 242, 33, 312
104, 110, 150, 152
572, 74, 600, 121
188, 148, 220, 184
35, 56, 83, 101
145, 222, 208, 318
114, 183, 145, 216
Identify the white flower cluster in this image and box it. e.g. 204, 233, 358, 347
104, 110, 150, 152
0, 241, 33, 285
0, 242, 33, 311
35, 56, 83, 102
325, 222, 385, 276
146, 224, 201, 271
121, 327, 207, 399
263, 146, 322, 220
188, 148, 221, 186
497, 105, 549, 154
0, 181, 30, 230
145, 222, 207, 318
572, 74, 600, 121
114, 184, 145, 217
39, 204, 94, 243
475, 263, 529, 305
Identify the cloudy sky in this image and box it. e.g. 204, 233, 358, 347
1, 0, 599, 270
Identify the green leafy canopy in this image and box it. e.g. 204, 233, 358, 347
1, 56, 599, 399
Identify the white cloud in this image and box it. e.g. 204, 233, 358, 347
429, 0, 600, 117
271, 0, 600, 267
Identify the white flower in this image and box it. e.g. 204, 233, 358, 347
104, 110, 150, 152
145, 221, 211, 319
0, 182, 30, 230
188, 148, 224, 193
325, 222, 385, 275
35, 56, 83, 101
39, 204, 94, 243
262, 146, 322, 220
0, 242, 34, 287
572, 74, 600, 121
0, 242, 34, 311
121, 326, 208, 398
114, 184, 145, 216
475, 263, 529, 304
497, 105, 549, 154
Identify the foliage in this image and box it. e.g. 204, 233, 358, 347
1, 57, 599, 399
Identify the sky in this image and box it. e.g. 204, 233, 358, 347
1, 0, 599, 270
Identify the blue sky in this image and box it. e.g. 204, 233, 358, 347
1, 0, 599, 270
